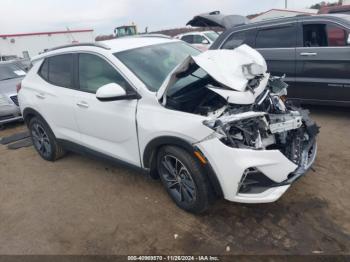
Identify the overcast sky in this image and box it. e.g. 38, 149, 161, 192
0, 0, 332, 35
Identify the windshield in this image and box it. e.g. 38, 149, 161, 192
168, 67, 208, 97
204, 31, 219, 42
115, 42, 201, 91
0, 63, 26, 81
117, 26, 136, 37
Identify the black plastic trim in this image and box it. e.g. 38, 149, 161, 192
57, 139, 147, 174
97, 92, 141, 102
143, 136, 223, 197
23, 108, 47, 126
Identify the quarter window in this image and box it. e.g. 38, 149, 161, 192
256, 26, 296, 48
39, 59, 49, 81
78, 53, 131, 93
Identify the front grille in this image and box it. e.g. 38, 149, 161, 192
10, 95, 19, 106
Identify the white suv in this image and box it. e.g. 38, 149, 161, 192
18, 37, 318, 213
175, 31, 219, 51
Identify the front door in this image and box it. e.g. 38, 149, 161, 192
295, 20, 350, 104
74, 53, 140, 166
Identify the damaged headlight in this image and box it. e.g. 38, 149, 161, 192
202, 112, 272, 149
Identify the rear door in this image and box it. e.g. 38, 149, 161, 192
254, 23, 297, 89
295, 19, 350, 103
35, 54, 81, 143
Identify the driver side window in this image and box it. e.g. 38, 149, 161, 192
78, 53, 131, 93
303, 23, 349, 47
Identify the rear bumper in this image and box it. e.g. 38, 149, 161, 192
0, 105, 22, 124
0, 115, 23, 125
197, 137, 316, 204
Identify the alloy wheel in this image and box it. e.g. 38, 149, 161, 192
31, 123, 52, 158
160, 155, 197, 204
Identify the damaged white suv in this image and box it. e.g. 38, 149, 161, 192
18, 37, 318, 213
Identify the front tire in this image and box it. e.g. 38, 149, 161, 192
29, 116, 66, 161
157, 146, 212, 213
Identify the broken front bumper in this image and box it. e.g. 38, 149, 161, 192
197, 137, 316, 204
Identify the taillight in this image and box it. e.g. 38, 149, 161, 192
16, 82, 22, 93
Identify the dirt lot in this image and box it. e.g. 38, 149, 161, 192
0, 106, 349, 255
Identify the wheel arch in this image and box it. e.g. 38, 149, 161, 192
143, 136, 223, 197
23, 107, 50, 129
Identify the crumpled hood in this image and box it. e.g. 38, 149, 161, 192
157, 44, 268, 103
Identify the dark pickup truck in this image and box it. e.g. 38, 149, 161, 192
188, 12, 350, 106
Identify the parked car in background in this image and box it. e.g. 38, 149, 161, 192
18, 37, 318, 213
318, 5, 350, 15
0, 61, 25, 125
0, 55, 18, 62
188, 12, 350, 107
175, 31, 219, 51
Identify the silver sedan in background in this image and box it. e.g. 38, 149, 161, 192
0, 61, 26, 125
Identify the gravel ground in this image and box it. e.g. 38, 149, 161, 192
0, 106, 349, 255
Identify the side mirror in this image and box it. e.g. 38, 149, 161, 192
96, 83, 140, 101
202, 39, 210, 44
347, 34, 350, 45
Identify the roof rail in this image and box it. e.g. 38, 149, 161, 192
134, 34, 172, 39
47, 42, 111, 52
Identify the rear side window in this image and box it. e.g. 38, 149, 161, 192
256, 26, 296, 48
181, 35, 194, 44
49, 55, 73, 88
39, 54, 73, 88
222, 31, 248, 49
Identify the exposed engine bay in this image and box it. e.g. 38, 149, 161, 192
160, 45, 319, 174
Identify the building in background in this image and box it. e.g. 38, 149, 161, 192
250, 8, 318, 23
0, 29, 94, 59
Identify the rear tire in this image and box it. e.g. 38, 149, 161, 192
29, 116, 66, 161
157, 146, 212, 213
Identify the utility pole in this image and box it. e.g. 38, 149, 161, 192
285, 0, 288, 8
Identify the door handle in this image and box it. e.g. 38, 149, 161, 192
36, 93, 46, 99
76, 101, 89, 108
300, 52, 317, 56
